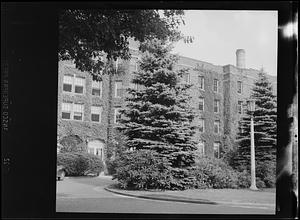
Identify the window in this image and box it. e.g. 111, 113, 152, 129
199, 97, 204, 111
214, 120, 220, 134
214, 100, 220, 113
130, 82, 140, 91
238, 101, 243, 114
63, 75, 85, 94
199, 118, 205, 133
87, 140, 104, 160
213, 142, 220, 158
95, 148, 103, 158
88, 148, 94, 154
91, 106, 102, 122
130, 57, 139, 71
197, 140, 205, 156
74, 76, 85, 94
213, 79, 219, 93
240, 125, 245, 134
61, 102, 84, 121
198, 76, 204, 90
92, 80, 102, 97
73, 103, 84, 120
63, 75, 73, 92
129, 82, 140, 98
61, 102, 72, 119
115, 81, 123, 98
183, 72, 190, 83
114, 107, 122, 124
237, 81, 242, 94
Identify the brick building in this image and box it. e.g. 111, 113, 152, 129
57, 41, 277, 163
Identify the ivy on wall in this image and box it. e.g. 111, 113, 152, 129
192, 68, 225, 156
57, 119, 106, 144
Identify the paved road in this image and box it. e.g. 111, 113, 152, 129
56, 176, 275, 214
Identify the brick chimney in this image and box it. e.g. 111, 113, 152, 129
236, 49, 246, 69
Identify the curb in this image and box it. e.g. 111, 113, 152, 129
104, 187, 218, 205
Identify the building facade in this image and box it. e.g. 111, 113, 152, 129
57, 41, 277, 163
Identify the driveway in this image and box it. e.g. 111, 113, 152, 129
56, 176, 275, 214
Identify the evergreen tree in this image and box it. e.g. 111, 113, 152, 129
117, 39, 198, 189
234, 70, 277, 172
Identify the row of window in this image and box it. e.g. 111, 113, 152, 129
197, 141, 221, 158
199, 119, 221, 134
183, 75, 243, 94
199, 99, 244, 115
115, 81, 143, 98
61, 102, 103, 122
63, 75, 138, 99
63, 74, 243, 98
61, 101, 222, 133
199, 99, 220, 113
61, 102, 122, 124
126, 140, 221, 158
62, 56, 139, 97
60, 102, 221, 158
63, 75, 103, 97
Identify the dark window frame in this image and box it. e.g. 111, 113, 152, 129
198, 76, 204, 90
213, 79, 219, 92
237, 81, 242, 94
214, 100, 220, 113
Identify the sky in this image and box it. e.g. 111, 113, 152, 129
172, 10, 278, 76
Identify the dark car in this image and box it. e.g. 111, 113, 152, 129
57, 165, 66, 181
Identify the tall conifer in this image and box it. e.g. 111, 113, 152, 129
234, 71, 277, 171
117, 39, 198, 189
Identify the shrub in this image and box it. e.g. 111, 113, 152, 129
59, 135, 87, 153
83, 153, 105, 175
192, 156, 238, 189
113, 150, 174, 190
105, 134, 127, 175
106, 158, 118, 175
256, 161, 276, 188
57, 152, 104, 176
57, 152, 78, 175
234, 160, 276, 188
236, 170, 251, 188
256, 178, 266, 188
235, 170, 268, 189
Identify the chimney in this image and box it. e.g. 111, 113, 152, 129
236, 49, 245, 69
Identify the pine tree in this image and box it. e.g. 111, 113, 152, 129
234, 70, 277, 171
117, 39, 198, 189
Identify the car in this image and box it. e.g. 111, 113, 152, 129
57, 165, 66, 181
84, 169, 100, 177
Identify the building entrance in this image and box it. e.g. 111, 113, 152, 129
87, 140, 105, 161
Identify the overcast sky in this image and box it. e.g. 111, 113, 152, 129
172, 10, 278, 76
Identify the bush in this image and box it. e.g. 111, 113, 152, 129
59, 135, 87, 153
113, 150, 174, 190
235, 170, 268, 188
83, 153, 105, 175
105, 132, 129, 175
57, 152, 104, 176
192, 156, 238, 189
106, 158, 118, 175
256, 178, 266, 188
256, 161, 276, 188
234, 161, 276, 188
236, 170, 251, 188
